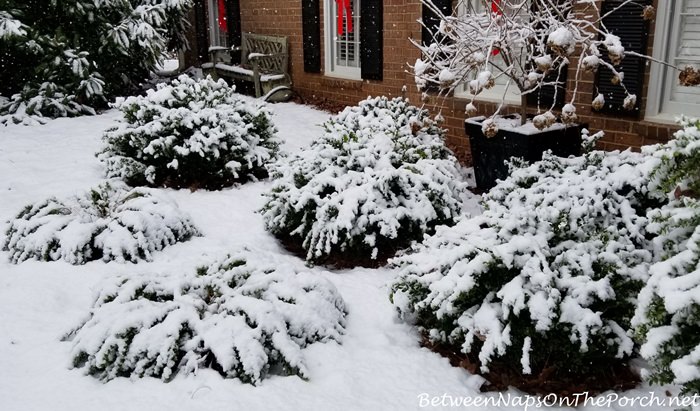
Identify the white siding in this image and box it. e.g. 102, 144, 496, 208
663, 0, 700, 115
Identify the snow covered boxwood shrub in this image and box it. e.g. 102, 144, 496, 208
391, 148, 663, 390
261, 96, 468, 267
634, 118, 700, 395
64, 250, 347, 383
98, 75, 279, 189
3, 181, 198, 264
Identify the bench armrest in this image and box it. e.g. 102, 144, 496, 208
247, 52, 286, 61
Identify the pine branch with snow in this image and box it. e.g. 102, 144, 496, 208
64, 250, 347, 384
633, 118, 700, 395
3, 181, 198, 264
391, 143, 663, 381
261, 96, 470, 267
98, 75, 279, 189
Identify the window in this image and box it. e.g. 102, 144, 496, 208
325, 0, 361, 79
208, 0, 228, 47
453, 0, 523, 104
646, 0, 700, 120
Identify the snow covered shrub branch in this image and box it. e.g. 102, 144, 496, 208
98, 75, 279, 189
1, 81, 102, 126
633, 118, 700, 395
3, 181, 198, 264
0, 0, 192, 125
65, 250, 347, 383
391, 147, 663, 382
415, 0, 662, 130
261, 96, 469, 267
647, 117, 700, 197
0, 10, 26, 39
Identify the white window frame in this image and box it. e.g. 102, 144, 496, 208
324, 0, 362, 80
208, 0, 228, 48
646, 0, 700, 122
453, 0, 522, 104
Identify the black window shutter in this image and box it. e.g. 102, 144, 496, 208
526, 70, 567, 109
422, 0, 452, 46
194, 0, 209, 64
225, 0, 242, 64
302, 0, 321, 73
594, 0, 651, 115
361, 0, 383, 81
527, 0, 569, 109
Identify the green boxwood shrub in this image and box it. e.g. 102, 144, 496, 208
391, 145, 664, 389
634, 118, 700, 395
3, 181, 198, 264
98, 75, 279, 189
64, 250, 347, 384
261, 96, 469, 267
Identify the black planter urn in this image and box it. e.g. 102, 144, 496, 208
465, 116, 582, 190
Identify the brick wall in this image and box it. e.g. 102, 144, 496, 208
233, 0, 479, 161
190, 0, 680, 165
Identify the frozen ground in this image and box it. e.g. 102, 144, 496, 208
0, 99, 680, 410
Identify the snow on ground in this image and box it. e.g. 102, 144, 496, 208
0, 99, 680, 410
157, 59, 180, 73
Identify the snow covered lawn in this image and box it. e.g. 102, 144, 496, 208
0, 99, 679, 410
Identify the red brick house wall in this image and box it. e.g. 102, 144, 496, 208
186, 0, 690, 165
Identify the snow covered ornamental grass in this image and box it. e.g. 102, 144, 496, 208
98, 75, 279, 189
261, 96, 469, 267
3, 181, 198, 264
634, 118, 700, 396
391, 142, 665, 393
64, 250, 347, 384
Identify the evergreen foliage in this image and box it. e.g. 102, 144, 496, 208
0, 0, 192, 124
391, 145, 663, 382
98, 75, 279, 189
634, 118, 700, 395
261, 96, 469, 267
3, 181, 198, 264
65, 251, 347, 384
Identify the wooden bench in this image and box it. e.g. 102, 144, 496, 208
203, 33, 291, 98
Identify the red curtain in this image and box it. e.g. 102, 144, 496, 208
218, 0, 228, 33
492, 0, 501, 55
336, 0, 353, 36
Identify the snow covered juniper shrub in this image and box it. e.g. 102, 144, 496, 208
64, 251, 347, 383
391, 148, 663, 389
98, 75, 279, 189
633, 118, 700, 395
261, 96, 468, 267
3, 181, 198, 264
